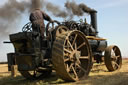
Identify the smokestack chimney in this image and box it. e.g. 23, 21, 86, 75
90, 11, 98, 35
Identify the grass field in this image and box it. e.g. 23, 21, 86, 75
0, 59, 128, 85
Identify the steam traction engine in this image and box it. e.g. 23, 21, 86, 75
6, 11, 122, 81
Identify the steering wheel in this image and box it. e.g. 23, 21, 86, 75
46, 20, 60, 36
22, 22, 32, 32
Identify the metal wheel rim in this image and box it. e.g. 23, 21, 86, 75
52, 30, 92, 81
63, 31, 91, 80
104, 45, 122, 71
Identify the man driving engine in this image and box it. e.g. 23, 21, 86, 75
29, 9, 52, 38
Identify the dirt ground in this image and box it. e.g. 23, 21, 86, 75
0, 59, 128, 85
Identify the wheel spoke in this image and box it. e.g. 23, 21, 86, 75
64, 48, 72, 54
67, 63, 73, 72
75, 43, 77, 50
76, 63, 87, 73
111, 55, 120, 61
111, 55, 116, 58
111, 56, 116, 60
116, 55, 120, 58
112, 61, 119, 68
77, 42, 86, 49
79, 56, 89, 60
113, 47, 117, 52
67, 39, 74, 51
72, 34, 78, 46
71, 65, 78, 79
64, 58, 70, 62
76, 57, 81, 64
66, 64, 69, 72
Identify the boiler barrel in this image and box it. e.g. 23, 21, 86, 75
88, 40, 107, 52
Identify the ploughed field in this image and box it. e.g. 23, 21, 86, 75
0, 59, 128, 85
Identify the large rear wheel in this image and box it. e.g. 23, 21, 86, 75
52, 30, 92, 81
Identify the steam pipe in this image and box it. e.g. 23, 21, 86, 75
90, 11, 98, 35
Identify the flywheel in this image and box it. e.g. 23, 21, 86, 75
55, 25, 68, 36
52, 30, 92, 81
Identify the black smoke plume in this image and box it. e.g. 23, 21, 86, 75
45, 1, 96, 19
65, 1, 83, 16
0, 0, 96, 37
46, 3, 68, 18
45, 0, 97, 19
65, 1, 97, 16
0, 0, 43, 37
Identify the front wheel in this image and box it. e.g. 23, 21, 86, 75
104, 45, 122, 71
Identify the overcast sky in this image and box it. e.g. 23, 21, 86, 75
0, 0, 128, 61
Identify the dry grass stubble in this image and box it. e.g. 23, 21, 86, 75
0, 59, 128, 85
